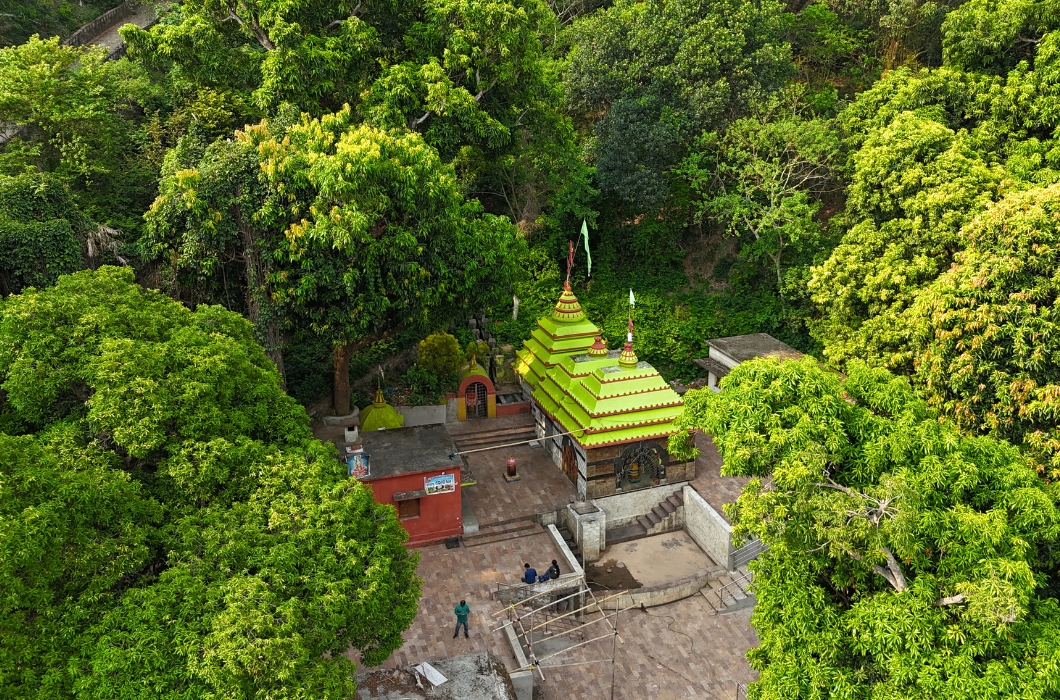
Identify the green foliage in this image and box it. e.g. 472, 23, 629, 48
811, 108, 1008, 372
682, 88, 840, 295
417, 331, 463, 377
402, 363, 446, 405
0, 267, 420, 698
912, 183, 1060, 478
464, 340, 491, 362
0, 37, 158, 235
943, 0, 1060, 72
671, 357, 1060, 699
0, 172, 89, 295
0, 0, 122, 47
123, 0, 586, 221
785, 3, 878, 98
259, 108, 526, 346
565, 0, 794, 210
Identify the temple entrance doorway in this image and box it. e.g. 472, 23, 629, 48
562, 439, 578, 485
465, 380, 488, 419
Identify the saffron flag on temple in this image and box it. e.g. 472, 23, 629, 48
582, 219, 591, 277
629, 288, 635, 308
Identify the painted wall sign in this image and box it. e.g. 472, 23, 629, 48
347, 453, 370, 479
424, 473, 456, 495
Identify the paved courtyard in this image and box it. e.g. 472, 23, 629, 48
337, 418, 760, 698
462, 442, 578, 526
353, 532, 759, 700
347, 530, 561, 670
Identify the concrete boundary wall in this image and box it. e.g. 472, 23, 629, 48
501, 622, 533, 700
596, 566, 728, 609
546, 524, 584, 578
64, 1, 138, 46
397, 404, 446, 427
591, 481, 685, 529
683, 485, 734, 570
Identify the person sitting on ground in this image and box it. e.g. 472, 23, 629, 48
523, 563, 537, 584
548, 559, 561, 580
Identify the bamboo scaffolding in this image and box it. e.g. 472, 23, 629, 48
490, 588, 585, 631
587, 585, 618, 632
536, 658, 616, 670
524, 607, 625, 644
515, 630, 617, 671
491, 578, 585, 615
523, 591, 627, 634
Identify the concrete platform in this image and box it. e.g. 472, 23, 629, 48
590, 530, 717, 589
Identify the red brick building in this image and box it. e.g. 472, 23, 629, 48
356, 425, 465, 546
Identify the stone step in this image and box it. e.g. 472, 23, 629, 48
462, 520, 538, 544
608, 521, 648, 545
659, 500, 675, 515
651, 504, 669, 520
452, 428, 537, 451
666, 493, 683, 509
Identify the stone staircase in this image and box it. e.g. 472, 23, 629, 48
448, 414, 537, 453
461, 517, 542, 548
635, 490, 684, 535
556, 525, 581, 560
701, 568, 754, 614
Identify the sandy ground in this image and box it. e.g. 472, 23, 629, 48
594, 531, 716, 588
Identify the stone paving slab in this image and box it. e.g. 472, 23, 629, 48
348, 530, 566, 671
690, 433, 748, 525
461, 443, 576, 526
530, 596, 758, 700
353, 530, 759, 700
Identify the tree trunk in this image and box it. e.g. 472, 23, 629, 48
333, 343, 354, 416
233, 201, 286, 389
265, 320, 286, 387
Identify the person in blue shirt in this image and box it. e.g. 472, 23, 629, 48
523, 563, 537, 584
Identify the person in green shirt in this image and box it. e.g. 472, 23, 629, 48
453, 599, 470, 638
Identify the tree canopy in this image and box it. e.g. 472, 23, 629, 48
565, 0, 794, 210
0, 267, 420, 698
671, 357, 1060, 699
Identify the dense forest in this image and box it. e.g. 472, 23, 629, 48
5, 0, 1060, 696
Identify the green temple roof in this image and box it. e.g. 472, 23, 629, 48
360, 389, 405, 431
515, 282, 600, 391
532, 345, 685, 448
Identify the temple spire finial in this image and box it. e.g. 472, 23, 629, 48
619, 316, 638, 366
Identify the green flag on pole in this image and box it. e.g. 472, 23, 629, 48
581, 219, 591, 277
629, 288, 635, 308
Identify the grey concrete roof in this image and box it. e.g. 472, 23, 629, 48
706, 333, 803, 364
358, 424, 463, 479
355, 652, 517, 700
693, 357, 730, 377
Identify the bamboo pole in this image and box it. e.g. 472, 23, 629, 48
491, 588, 585, 631
490, 577, 583, 616
523, 591, 627, 634
587, 585, 618, 632
535, 658, 615, 670
514, 630, 617, 671
526, 607, 624, 642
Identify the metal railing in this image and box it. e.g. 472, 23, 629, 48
705, 570, 753, 612
732, 537, 767, 568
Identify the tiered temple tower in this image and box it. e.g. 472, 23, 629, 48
515, 281, 601, 399
517, 286, 693, 500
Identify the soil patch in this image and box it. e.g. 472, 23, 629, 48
585, 558, 641, 590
